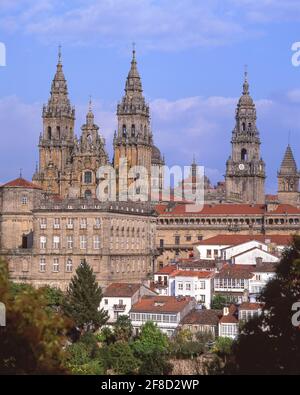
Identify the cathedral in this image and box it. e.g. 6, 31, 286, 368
0, 48, 300, 288
32, 47, 164, 200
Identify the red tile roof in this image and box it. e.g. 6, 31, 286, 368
181, 309, 222, 325
155, 265, 178, 275
170, 270, 213, 279
131, 295, 194, 313
103, 283, 141, 297
215, 264, 255, 279
195, 234, 292, 246
156, 203, 265, 216
239, 302, 264, 311
220, 305, 238, 324
1, 177, 42, 190
155, 202, 300, 216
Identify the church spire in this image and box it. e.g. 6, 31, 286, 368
279, 144, 298, 175
125, 45, 143, 94
243, 65, 249, 95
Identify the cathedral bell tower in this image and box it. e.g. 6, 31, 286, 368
113, 48, 155, 200
277, 144, 299, 206
225, 70, 265, 204
33, 47, 75, 195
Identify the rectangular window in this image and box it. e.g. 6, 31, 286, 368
53, 258, 59, 272
159, 239, 164, 248
39, 258, 46, 272
175, 236, 180, 245
66, 235, 73, 250
185, 283, 191, 291
206, 249, 212, 258
66, 259, 73, 273
186, 236, 191, 241
80, 218, 87, 229
104, 299, 108, 305
95, 218, 101, 229
53, 218, 60, 229
21, 195, 28, 205
80, 235, 87, 250
93, 235, 100, 250
40, 218, 47, 229
214, 249, 219, 258
53, 236, 60, 249
178, 282, 183, 290
67, 218, 74, 229
199, 281, 205, 289
40, 236, 47, 249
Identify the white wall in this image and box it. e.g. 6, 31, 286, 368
233, 248, 279, 265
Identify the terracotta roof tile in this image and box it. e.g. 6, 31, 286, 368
181, 309, 222, 325
170, 270, 213, 279
1, 177, 42, 190
131, 295, 194, 313
104, 283, 141, 297
155, 265, 178, 275
239, 302, 264, 311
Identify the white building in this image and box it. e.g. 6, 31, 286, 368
218, 305, 239, 339
171, 270, 214, 309
194, 234, 290, 261
100, 283, 156, 324
153, 265, 177, 296
130, 295, 196, 337
249, 261, 276, 300
230, 247, 279, 265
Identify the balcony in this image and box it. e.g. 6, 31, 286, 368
113, 304, 126, 312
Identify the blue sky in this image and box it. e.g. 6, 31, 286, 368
1, 0, 300, 193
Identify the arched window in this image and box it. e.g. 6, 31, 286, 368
84, 190, 92, 199
122, 125, 127, 137
241, 148, 248, 161
47, 126, 52, 140
131, 124, 135, 137
84, 171, 92, 184
248, 122, 252, 129
56, 126, 60, 139
242, 122, 246, 131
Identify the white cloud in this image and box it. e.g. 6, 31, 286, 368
0, 90, 299, 192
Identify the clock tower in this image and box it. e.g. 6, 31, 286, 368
225, 70, 265, 204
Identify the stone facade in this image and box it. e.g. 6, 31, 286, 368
225, 71, 266, 204
1, 186, 157, 290
277, 145, 300, 206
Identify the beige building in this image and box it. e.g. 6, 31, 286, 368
0, 180, 157, 290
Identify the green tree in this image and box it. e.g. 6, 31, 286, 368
132, 321, 172, 375
212, 337, 233, 363
211, 295, 227, 310
41, 285, 65, 311
0, 259, 71, 374
231, 236, 300, 375
114, 315, 133, 342
62, 260, 108, 333
101, 342, 139, 375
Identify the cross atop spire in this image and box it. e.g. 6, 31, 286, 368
88, 95, 92, 112
132, 42, 136, 61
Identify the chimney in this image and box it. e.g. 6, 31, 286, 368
256, 257, 263, 267
223, 307, 229, 316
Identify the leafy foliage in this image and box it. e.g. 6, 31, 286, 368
100, 341, 140, 375
0, 259, 71, 374
114, 315, 133, 342
230, 236, 300, 374
211, 295, 227, 310
132, 321, 172, 375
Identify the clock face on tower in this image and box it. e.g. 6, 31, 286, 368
238, 163, 245, 170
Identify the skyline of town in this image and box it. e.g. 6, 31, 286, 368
1, 1, 300, 193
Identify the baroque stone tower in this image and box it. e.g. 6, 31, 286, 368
277, 144, 299, 206
68, 99, 109, 199
225, 70, 265, 204
113, 48, 164, 200
33, 48, 75, 195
